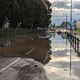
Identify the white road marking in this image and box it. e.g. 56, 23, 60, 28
26, 48, 35, 55
0, 58, 20, 73
0, 48, 35, 73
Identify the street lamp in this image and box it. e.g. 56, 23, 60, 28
70, 0, 72, 31
70, 0, 72, 76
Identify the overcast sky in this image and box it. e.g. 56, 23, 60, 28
48, 0, 80, 25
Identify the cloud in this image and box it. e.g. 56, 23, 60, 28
73, 1, 80, 9
52, 1, 69, 8
52, 1, 80, 9
50, 0, 80, 26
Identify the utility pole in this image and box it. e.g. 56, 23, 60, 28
66, 13, 68, 48
70, 0, 72, 76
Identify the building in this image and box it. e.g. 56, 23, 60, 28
76, 20, 80, 29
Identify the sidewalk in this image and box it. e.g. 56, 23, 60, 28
44, 34, 80, 80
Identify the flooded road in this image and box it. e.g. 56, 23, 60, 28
0, 33, 80, 80
0, 32, 51, 80
44, 33, 80, 80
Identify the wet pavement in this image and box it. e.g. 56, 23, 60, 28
0, 34, 51, 80
0, 57, 17, 70
0, 33, 80, 80
0, 58, 48, 80
44, 33, 80, 80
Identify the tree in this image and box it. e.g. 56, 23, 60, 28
73, 20, 76, 30
61, 21, 71, 29
61, 21, 66, 28
0, 0, 51, 28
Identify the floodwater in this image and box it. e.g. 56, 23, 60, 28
44, 33, 80, 80
50, 33, 70, 49
1, 33, 80, 80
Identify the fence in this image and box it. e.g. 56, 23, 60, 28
0, 28, 48, 47
0, 28, 37, 47
67, 33, 80, 56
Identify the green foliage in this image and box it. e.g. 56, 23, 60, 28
73, 20, 76, 30
0, 0, 51, 28
61, 21, 71, 28
61, 22, 67, 28
73, 29, 80, 33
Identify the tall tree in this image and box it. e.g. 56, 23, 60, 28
0, 0, 51, 28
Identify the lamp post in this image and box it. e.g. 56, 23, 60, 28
70, 0, 72, 76
70, 0, 72, 31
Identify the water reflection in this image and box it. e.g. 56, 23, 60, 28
61, 33, 67, 39
58, 32, 80, 57
44, 33, 80, 80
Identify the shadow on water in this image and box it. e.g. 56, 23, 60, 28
0, 30, 52, 64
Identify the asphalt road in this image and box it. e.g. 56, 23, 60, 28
0, 49, 36, 80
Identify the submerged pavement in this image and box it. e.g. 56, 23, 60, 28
44, 34, 80, 80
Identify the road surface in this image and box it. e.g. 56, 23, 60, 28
0, 49, 35, 80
